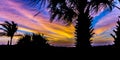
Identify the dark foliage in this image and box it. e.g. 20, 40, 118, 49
17, 34, 32, 46
16, 33, 50, 48
111, 16, 120, 48
0, 21, 18, 45
31, 34, 50, 47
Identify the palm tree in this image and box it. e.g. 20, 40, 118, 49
0, 21, 18, 45
111, 16, 120, 48
30, 0, 113, 48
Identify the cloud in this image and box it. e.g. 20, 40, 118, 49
0, 0, 119, 46
95, 4, 120, 34
92, 3, 120, 46
0, 0, 75, 46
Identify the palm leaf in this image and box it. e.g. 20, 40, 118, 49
110, 34, 116, 40
29, 0, 47, 8
0, 28, 8, 32
89, 0, 113, 13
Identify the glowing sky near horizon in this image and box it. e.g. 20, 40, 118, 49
0, 0, 120, 47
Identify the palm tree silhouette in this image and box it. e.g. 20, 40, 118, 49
0, 21, 18, 45
30, 0, 113, 48
111, 16, 120, 48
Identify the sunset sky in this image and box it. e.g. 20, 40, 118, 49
0, 0, 120, 47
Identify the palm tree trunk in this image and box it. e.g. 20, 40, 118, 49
7, 40, 9, 45
10, 36, 13, 45
75, 13, 92, 48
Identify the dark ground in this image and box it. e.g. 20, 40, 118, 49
0, 45, 117, 49
0, 45, 119, 57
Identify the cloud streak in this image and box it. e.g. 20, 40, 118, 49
0, 0, 119, 46
0, 0, 75, 46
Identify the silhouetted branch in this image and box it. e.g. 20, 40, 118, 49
110, 34, 116, 40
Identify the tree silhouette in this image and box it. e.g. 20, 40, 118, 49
7, 40, 10, 45
17, 34, 32, 46
30, 0, 113, 48
31, 33, 50, 47
16, 33, 50, 47
0, 21, 18, 45
111, 16, 120, 48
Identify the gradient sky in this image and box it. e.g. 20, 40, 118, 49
0, 0, 120, 47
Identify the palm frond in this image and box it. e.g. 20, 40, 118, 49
5, 21, 12, 26
29, 0, 48, 8
89, 0, 113, 13
110, 34, 116, 40
0, 21, 18, 36
0, 28, 8, 32
111, 16, 120, 47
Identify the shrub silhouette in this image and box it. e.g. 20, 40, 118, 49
17, 34, 32, 46
16, 33, 50, 47
31, 33, 50, 47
